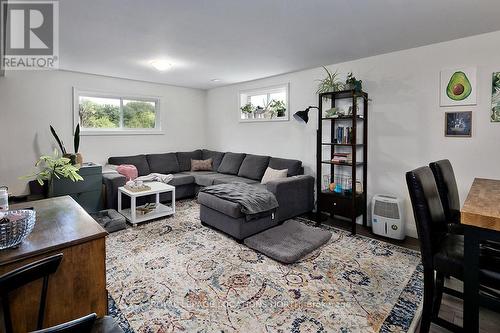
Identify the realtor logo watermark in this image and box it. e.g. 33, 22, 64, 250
1, 0, 59, 70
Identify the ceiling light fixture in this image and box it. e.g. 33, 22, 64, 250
151, 60, 172, 71
210, 79, 221, 82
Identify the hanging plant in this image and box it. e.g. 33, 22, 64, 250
316, 66, 344, 94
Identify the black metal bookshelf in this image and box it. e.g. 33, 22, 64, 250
317, 89, 368, 234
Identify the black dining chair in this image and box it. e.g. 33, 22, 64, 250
0, 253, 123, 333
0, 253, 63, 332
406, 166, 500, 333
430, 159, 500, 254
30, 313, 97, 333
429, 159, 461, 225
29, 312, 124, 333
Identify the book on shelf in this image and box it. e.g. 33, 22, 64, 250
331, 152, 352, 164
335, 126, 354, 144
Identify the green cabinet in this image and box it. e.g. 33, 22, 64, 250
51, 163, 102, 213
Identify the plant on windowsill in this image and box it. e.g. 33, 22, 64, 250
257, 100, 272, 119
269, 99, 286, 118
240, 103, 254, 119
21, 149, 84, 197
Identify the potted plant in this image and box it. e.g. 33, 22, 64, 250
50, 124, 82, 165
22, 150, 83, 197
269, 100, 286, 118
240, 103, 254, 119
345, 72, 362, 92
316, 66, 344, 94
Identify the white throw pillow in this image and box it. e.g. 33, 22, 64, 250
261, 167, 288, 184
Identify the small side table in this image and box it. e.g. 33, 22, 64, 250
118, 182, 175, 225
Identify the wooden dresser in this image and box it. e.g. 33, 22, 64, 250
0, 196, 108, 332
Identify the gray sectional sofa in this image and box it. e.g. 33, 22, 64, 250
103, 149, 314, 233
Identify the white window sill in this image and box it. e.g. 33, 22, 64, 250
80, 129, 164, 136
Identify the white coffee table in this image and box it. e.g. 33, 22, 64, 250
118, 181, 175, 225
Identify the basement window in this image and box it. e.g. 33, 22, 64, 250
239, 84, 289, 122
73, 89, 162, 135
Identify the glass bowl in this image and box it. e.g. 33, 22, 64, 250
0, 210, 36, 250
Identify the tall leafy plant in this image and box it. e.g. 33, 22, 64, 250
22, 150, 83, 186
50, 125, 67, 155
316, 66, 343, 94
74, 124, 80, 153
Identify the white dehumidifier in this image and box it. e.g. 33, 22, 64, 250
371, 195, 405, 240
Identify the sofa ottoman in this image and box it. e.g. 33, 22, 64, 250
198, 191, 279, 241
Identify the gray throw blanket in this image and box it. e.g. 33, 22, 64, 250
199, 182, 279, 220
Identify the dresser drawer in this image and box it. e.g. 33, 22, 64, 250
52, 174, 102, 196
70, 190, 102, 213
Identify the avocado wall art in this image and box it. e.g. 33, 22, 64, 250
440, 67, 477, 106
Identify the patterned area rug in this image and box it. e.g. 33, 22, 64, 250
106, 199, 423, 332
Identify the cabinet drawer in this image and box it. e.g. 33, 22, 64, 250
52, 174, 102, 195
319, 193, 363, 218
70, 190, 102, 213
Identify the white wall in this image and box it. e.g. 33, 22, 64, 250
0, 70, 206, 195
206, 31, 500, 237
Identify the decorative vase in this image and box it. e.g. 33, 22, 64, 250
76, 153, 83, 165
63, 153, 77, 165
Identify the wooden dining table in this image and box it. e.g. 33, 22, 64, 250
461, 178, 500, 333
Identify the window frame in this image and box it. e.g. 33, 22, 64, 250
238, 83, 290, 123
73, 88, 162, 136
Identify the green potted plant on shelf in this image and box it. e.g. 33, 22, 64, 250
316, 66, 344, 94
345, 72, 363, 92
269, 99, 287, 118
240, 103, 254, 119
21, 149, 84, 197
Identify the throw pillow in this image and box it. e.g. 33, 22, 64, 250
217, 152, 246, 175
261, 167, 288, 184
117, 164, 138, 181
191, 158, 213, 171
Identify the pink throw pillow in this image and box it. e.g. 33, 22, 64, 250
117, 164, 138, 181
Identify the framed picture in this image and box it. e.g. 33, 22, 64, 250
491, 72, 500, 122
445, 111, 472, 137
440, 67, 477, 106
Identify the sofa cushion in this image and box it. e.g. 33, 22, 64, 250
146, 153, 180, 174
238, 154, 270, 180
202, 149, 225, 171
212, 175, 258, 185
181, 171, 225, 187
177, 150, 202, 171
217, 152, 246, 175
198, 192, 244, 218
169, 173, 195, 187
268, 157, 302, 176
108, 155, 150, 176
